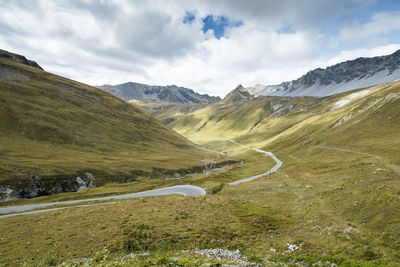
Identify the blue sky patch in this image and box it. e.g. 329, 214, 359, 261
277, 22, 296, 34
183, 12, 195, 24
202, 15, 243, 39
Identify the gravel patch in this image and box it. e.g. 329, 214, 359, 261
185, 248, 248, 264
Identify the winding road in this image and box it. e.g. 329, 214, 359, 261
0, 140, 282, 219
225, 139, 282, 185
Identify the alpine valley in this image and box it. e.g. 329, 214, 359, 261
0, 48, 399, 267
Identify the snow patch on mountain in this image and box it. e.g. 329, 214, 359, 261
332, 89, 371, 110
250, 50, 400, 97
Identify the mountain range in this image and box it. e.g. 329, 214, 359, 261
248, 49, 400, 97
98, 50, 400, 108
98, 82, 220, 105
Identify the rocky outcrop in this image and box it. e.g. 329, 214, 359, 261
0, 172, 95, 200
76, 173, 95, 191
97, 82, 220, 105
0, 49, 43, 70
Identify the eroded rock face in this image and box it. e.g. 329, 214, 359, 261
0, 173, 95, 200
0, 62, 31, 82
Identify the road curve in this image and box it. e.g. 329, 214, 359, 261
0, 185, 205, 218
0, 140, 282, 218
225, 139, 282, 185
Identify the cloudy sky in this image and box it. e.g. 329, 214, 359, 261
1, 0, 400, 97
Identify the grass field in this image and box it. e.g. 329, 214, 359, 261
1, 138, 398, 265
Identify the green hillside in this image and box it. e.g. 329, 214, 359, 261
169, 87, 321, 143
0, 57, 223, 194
169, 82, 400, 160
132, 100, 207, 125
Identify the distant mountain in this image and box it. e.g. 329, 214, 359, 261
0, 48, 43, 70
222, 84, 254, 103
98, 82, 220, 105
249, 49, 400, 97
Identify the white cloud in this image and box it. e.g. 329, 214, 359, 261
325, 44, 400, 66
0, 0, 399, 97
142, 25, 322, 96
339, 12, 400, 41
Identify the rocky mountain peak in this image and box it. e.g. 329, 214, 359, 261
234, 84, 245, 90
252, 49, 400, 97
223, 84, 254, 102
97, 82, 220, 105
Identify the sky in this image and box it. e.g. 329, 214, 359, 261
1, 0, 400, 97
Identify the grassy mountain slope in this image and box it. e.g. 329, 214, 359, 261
169, 90, 319, 143
169, 82, 399, 159
160, 82, 400, 263
0, 57, 223, 188
131, 100, 207, 125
